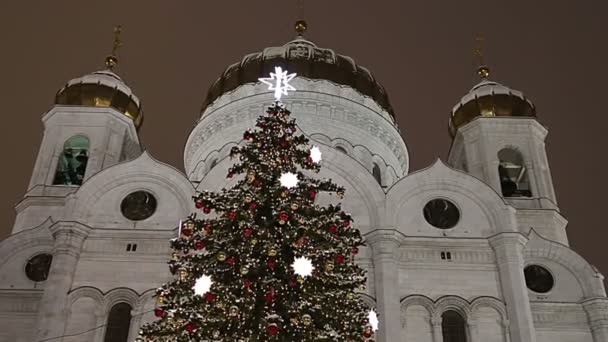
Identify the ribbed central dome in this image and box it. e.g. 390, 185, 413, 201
201, 36, 395, 120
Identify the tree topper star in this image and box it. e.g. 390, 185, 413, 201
259, 66, 297, 100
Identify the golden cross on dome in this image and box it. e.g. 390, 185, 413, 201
474, 34, 490, 79
105, 25, 123, 70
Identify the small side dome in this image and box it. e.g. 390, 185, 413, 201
449, 68, 536, 137
54, 69, 144, 130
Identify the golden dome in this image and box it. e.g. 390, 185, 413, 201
449, 69, 536, 137
54, 69, 143, 130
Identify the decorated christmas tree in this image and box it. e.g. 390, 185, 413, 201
138, 67, 377, 341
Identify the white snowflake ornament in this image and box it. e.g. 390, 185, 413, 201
292, 256, 314, 277
368, 309, 379, 331
280, 172, 299, 188
310, 146, 322, 163
194, 275, 213, 296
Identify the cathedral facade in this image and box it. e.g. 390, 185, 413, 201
1, 26, 607, 342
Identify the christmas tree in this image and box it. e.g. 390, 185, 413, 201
138, 67, 376, 341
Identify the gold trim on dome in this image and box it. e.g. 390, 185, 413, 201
55, 83, 144, 130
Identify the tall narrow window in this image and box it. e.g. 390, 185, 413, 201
498, 148, 531, 197
372, 163, 382, 185
104, 303, 132, 342
53, 135, 89, 186
441, 310, 467, 342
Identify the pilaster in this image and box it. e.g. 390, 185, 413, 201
35, 222, 91, 341
366, 229, 403, 342
489, 232, 536, 342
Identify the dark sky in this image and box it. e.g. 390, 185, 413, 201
1, 1, 606, 283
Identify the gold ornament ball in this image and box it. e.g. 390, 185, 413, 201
240, 266, 250, 275
291, 203, 298, 210
229, 306, 239, 317
324, 261, 334, 272
185, 221, 195, 230
279, 220, 286, 225
179, 269, 188, 281
268, 248, 277, 256
297, 276, 305, 284
216, 252, 227, 261
302, 314, 312, 326
244, 196, 252, 203
251, 239, 258, 245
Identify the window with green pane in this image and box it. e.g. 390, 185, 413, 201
53, 135, 89, 186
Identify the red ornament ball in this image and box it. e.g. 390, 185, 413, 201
227, 172, 234, 178
306, 156, 313, 164
228, 211, 237, 220
243, 227, 253, 236
249, 202, 257, 210
309, 191, 316, 200
195, 201, 204, 209
267, 324, 279, 335
279, 212, 289, 221
243, 131, 252, 140
195, 241, 205, 250
204, 224, 213, 233
335, 254, 345, 264
203, 207, 211, 214
267, 260, 276, 270
289, 280, 296, 287
283, 155, 290, 162
244, 280, 252, 288
342, 220, 350, 228
205, 292, 215, 302
227, 257, 236, 265
351, 247, 359, 255
181, 228, 192, 237
265, 292, 274, 302
253, 179, 261, 186
362, 329, 373, 338
154, 308, 164, 318
328, 225, 337, 234
185, 323, 195, 333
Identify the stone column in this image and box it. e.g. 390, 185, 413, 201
367, 230, 403, 342
583, 298, 608, 342
489, 233, 536, 342
431, 316, 444, 342
35, 222, 90, 341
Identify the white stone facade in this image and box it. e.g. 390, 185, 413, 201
1, 61, 607, 342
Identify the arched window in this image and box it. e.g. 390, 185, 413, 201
498, 148, 531, 197
335, 146, 347, 154
104, 302, 132, 342
372, 163, 382, 185
441, 310, 467, 342
53, 135, 89, 186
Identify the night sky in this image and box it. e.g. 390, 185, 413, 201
1, 1, 606, 283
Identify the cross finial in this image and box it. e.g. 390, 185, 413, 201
474, 34, 490, 79
105, 25, 123, 70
